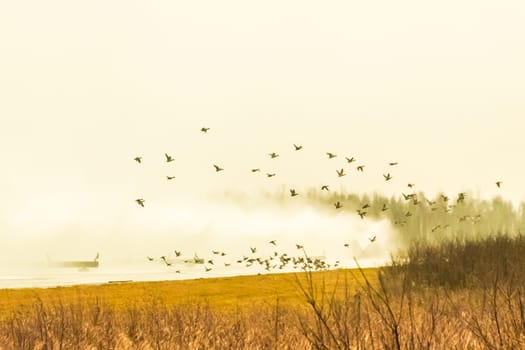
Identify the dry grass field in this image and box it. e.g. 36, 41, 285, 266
0, 267, 378, 316
2, 236, 525, 350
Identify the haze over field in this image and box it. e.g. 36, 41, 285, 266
1, 1, 524, 275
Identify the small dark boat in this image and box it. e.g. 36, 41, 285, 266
47, 253, 100, 269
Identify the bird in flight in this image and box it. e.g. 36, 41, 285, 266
326, 152, 337, 159
405, 211, 413, 217
496, 181, 502, 188
166, 176, 176, 180
407, 183, 415, 188
356, 165, 365, 172
402, 193, 416, 201
201, 127, 210, 133
383, 173, 392, 181
389, 162, 398, 166
334, 201, 343, 209
321, 185, 329, 191
290, 189, 299, 197
345, 156, 356, 163
336, 168, 346, 177
134, 156, 142, 163
174, 250, 182, 257
205, 266, 212, 272
357, 209, 367, 219
160, 256, 172, 266
213, 164, 224, 172
361, 203, 370, 209
135, 198, 145, 207
296, 244, 304, 249
250, 247, 257, 253
381, 203, 388, 211
165, 153, 175, 162
369, 235, 377, 243
146, 256, 154, 261
266, 173, 276, 177
293, 144, 303, 151
344, 243, 350, 247
251, 168, 260, 172
269, 152, 279, 158
269, 240, 276, 245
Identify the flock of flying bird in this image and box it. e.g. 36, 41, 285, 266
132, 126, 504, 274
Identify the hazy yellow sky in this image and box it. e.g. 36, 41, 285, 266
1, 1, 525, 254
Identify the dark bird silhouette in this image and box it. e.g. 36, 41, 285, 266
296, 244, 304, 249
326, 152, 337, 159
293, 144, 303, 151
290, 189, 299, 197
134, 157, 142, 163
251, 168, 260, 172
405, 211, 412, 217
269, 240, 276, 245
383, 173, 392, 181
457, 192, 466, 203
213, 164, 224, 172
174, 250, 182, 257
334, 201, 343, 209
356, 165, 365, 172
407, 183, 415, 188
166, 176, 176, 180
344, 243, 350, 247
205, 266, 212, 272
165, 153, 175, 162
402, 193, 416, 201
381, 203, 388, 211
269, 152, 279, 158
496, 181, 502, 188
147, 256, 154, 261
212, 250, 220, 255
357, 209, 367, 219
345, 156, 356, 163
321, 185, 329, 191
336, 168, 346, 177
362, 203, 370, 209
135, 198, 145, 207
431, 225, 441, 232
389, 162, 398, 166
160, 256, 172, 266
266, 173, 276, 177
250, 247, 257, 253
369, 235, 377, 243
201, 127, 210, 133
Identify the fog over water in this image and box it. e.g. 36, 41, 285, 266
0, 193, 400, 288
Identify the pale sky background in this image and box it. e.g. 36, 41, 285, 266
1, 1, 524, 265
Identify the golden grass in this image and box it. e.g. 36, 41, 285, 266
0, 268, 378, 317
1, 264, 525, 349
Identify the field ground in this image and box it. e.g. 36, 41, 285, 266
0, 268, 377, 317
